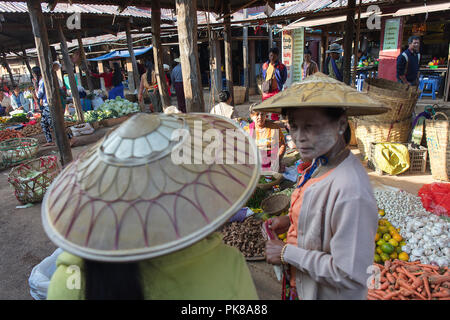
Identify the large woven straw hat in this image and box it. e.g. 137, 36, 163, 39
253, 72, 389, 116
42, 113, 260, 262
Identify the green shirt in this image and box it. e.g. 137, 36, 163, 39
47, 232, 259, 300
327, 56, 344, 81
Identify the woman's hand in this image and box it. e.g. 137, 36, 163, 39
266, 239, 286, 265
269, 215, 290, 235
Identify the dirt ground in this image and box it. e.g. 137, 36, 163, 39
0, 96, 440, 300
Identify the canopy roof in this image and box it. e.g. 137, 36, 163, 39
87, 46, 153, 61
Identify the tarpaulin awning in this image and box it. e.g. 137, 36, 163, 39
88, 46, 153, 61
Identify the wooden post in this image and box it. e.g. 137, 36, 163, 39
352, 1, 362, 88
343, 0, 356, 85
224, 1, 234, 105
97, 62, 106, 91
249, 39, 256, 94
22, 49, 33, 82
58, 21, 84, 123
243, 9, 249, 102
27, 0, 72, 165
151, 0, 171, 107
175, 0, 205, 112
321, 28, 329, 72
126, 19, 141, 94
445, 43, 450, 102
2, 53, 16, 87
268, 25, 273, 48
76, 33, 94, 92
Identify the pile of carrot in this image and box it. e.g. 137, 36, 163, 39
0, 129, 24, 143
367, 260, 450, 300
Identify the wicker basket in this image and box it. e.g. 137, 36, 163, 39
368, 142, 428, 175
125, 93, 138, 103
359, 78, 419, 123
425, 112, 450, 181
100, 114, 132, 127
8, 155, 61, 203
233, 86, 247, 105
261, 194, 290, 216
0, 137, 39, 168
354, 117, 411, 159
257, 171, 284, 190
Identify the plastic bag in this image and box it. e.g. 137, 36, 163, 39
70, 123, 95, 137
374, 143, 410, 175
28, 248, 63, 300
418, 183, 450, 218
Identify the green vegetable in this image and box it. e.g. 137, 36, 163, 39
245, 188, 267, 208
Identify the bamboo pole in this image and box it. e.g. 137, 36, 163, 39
352, 1, 362, 88
243, 9, 249, 102
27, 0, 72, 166
58, 21, 84, 123
343, 0, 356, 85
224, 1, 234, 106
76, 33, 94, 92
125, 19, 141, 94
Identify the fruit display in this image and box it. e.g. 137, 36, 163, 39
220, 216, 265, 258
374, 190, 450, 267
367, 260, 449, 300
374, 214, 408, 264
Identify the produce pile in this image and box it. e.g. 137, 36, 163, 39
367, 260, 449, 300
374, 190, 450, 267
259, 175, 275, 184
0, 129, 24, 142
77, 97, 140, 123
374, 215, 409, 264
220, 216, 265, 258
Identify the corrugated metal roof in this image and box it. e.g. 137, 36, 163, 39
0, 1, 174, 21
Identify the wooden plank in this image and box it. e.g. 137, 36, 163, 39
224, 0, 234, 106
175, 0, 205, 112
76, 33, 94, 92
243, 9, 249, 102
58, 21, 84, 123
151, 0, 171, 107
125, 19, 141, 94
27, 0, 72, 166
343, 0, 356, 85
352, 0, 362, 88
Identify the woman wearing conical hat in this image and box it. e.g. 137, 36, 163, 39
259, 73, 390, 300
42, 113, 260, 299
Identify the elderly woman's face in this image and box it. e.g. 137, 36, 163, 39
287, 108, 345, 161
251, 112, 266, 127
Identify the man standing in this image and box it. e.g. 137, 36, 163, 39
397, 36, 421, 86
262, 47, 287, 121
171, 57, 186, 113
301, 48, 319, 80
324, 43, 344, 82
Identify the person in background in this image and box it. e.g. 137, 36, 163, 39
210, 90, 237, 119
324, 43, 344, 82
301, 48, 319, 80
171, 57, 186, 113
90, 65, 113, 93
351, 49, 363, 69
262, 47, 287, 121
244, 104, 286, 172
138, 61, 162, 113
10, 85, 30, 112
0, 89, 12, 116
108, 62, 125, 100
397, 36, 421, 86
163, 64, 172, 97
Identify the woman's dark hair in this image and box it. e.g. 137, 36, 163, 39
269, 47, 279, 56
112, 62, 123, 87
145, 60, 154, 84
85, 260, 143, 300
31, 66, 41, 80
282, 107, 351, 145
218, 90, 230, 102
304, 48, 312, 55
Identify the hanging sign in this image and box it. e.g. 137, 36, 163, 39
291, 27, 305, 83
382, 18, 401, 51
282, 30, 293, 87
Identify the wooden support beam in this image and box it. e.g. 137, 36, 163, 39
175, 0, 204, 112
249, 39, 256, 93
224, 1, 234, 106
343, 0, 356, 85
76, 33, 94, 92
27, 0, 72, 166
268, 24, 273, 48
321, 28, 329, 72
243, 9, 249, 102
57, 21, 84, 123
352, 1, 362, 88
211, 38, 222, 99
22, 50, 33, 80
1, 53, 16, 87
125, 19, 141, 94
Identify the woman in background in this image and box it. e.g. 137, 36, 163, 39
108, 62, 124, 100
138, 61, 162, 113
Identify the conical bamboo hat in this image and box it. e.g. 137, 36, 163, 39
253, 72, 390, 116
42, 113, 260, 262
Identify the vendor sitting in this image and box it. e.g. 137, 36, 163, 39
11, 85, 30, 113
244, 103, 286, 172
210, 90, 237, 119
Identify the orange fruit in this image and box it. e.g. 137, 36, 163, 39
392, 233, 403, 242
389, 252, 398, 259
375, 233, 381, 242
383, 233, 392, 242
398, 252, 409, 261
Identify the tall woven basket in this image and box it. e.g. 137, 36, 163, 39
355, 117, 411, 159
425, 112, 450, 181
0, 137, 39, 168
233, 86, 247, 105
8, 155, 61, 204
360, 78, 419, 123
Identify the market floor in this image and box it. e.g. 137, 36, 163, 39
0, 105, 440, 300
